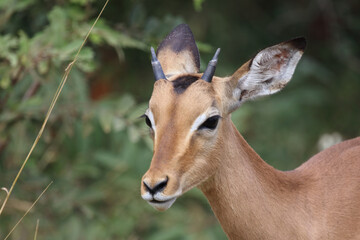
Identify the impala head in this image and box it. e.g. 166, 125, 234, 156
141, 24, 305, 211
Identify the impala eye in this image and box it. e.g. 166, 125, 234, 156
198, 115, 220, 130
144, 115, 152, 128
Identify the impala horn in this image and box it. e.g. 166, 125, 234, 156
201, 48, 221, 83
151, 47, 167, 81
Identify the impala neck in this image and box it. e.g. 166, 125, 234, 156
199, 117, 312, 239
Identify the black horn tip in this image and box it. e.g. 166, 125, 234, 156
212, 48, 221, 61
150, 47, 157, 61
201, 48, 221, 83
150, 46, 167, 81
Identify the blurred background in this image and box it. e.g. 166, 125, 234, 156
0, 0, 359, 239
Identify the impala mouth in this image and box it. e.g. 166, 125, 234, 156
147, 197, 177, 211
150, 198, 174, 204
141, 187, 182, 211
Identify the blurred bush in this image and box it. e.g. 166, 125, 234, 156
0, 0, 224, 239
0, 0, 359, 239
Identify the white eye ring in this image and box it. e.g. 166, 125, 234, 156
190, 107, 221, 133
190, 114, 207, 132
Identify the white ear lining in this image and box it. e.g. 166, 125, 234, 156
235, 48, 303, 101
279, 50, 303, 82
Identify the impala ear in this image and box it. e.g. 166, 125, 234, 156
224, 37, 306, 113
156, 24, 200, 77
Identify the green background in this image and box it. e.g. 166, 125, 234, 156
0, 0, 359, 239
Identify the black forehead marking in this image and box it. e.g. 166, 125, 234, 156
172, 75, 200, 94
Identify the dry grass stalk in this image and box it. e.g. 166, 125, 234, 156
3, 182, 52, 240
0, 0, 110, 216
34, 219, 40, 240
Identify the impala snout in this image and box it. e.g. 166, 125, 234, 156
141, 171, 181, 211
143, 176, 168, 195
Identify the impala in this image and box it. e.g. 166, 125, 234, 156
140, 24, 360, 239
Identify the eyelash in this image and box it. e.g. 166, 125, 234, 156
198, 115, 221, 130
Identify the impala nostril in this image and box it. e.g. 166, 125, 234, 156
143, 181, 152, 193
143, 176, 169, 195
154, 176, 168, 192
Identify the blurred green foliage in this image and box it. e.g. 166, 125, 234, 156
0, 0, 359, 239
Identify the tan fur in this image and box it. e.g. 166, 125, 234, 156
158, 49, 199, 76
142, 39, 360, 239
200, 118, 360, 239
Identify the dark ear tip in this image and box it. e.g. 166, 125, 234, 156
288, 37, 306, 51
173, 23, 191, 31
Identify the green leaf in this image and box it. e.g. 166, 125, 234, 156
0, 75, 10, 89
37, 60, 49, 74
128, 125, 141, 142
148, 227, 186, 240
127, 102, 148, 122
0, 111, 17, 123
116, 94, 136, 115
144, 136, 153, 150
0, 0, 35, 11
99, 109, 113, 133
93, 151, 127, 169
193, 0, 206, 11
58, 40, 84, 58
73, 164, 101, 178
92, 23, 147, 52
196, 41, 213, 53
70, 0, 90, 5
112, 117, 126, 132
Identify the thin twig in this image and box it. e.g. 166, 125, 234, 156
3, 181, 52, 240
0, 0, 110, 216
0, 188, 9, 207
34, 219, 40, 240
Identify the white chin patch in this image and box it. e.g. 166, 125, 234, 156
147, 198, 177, 211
